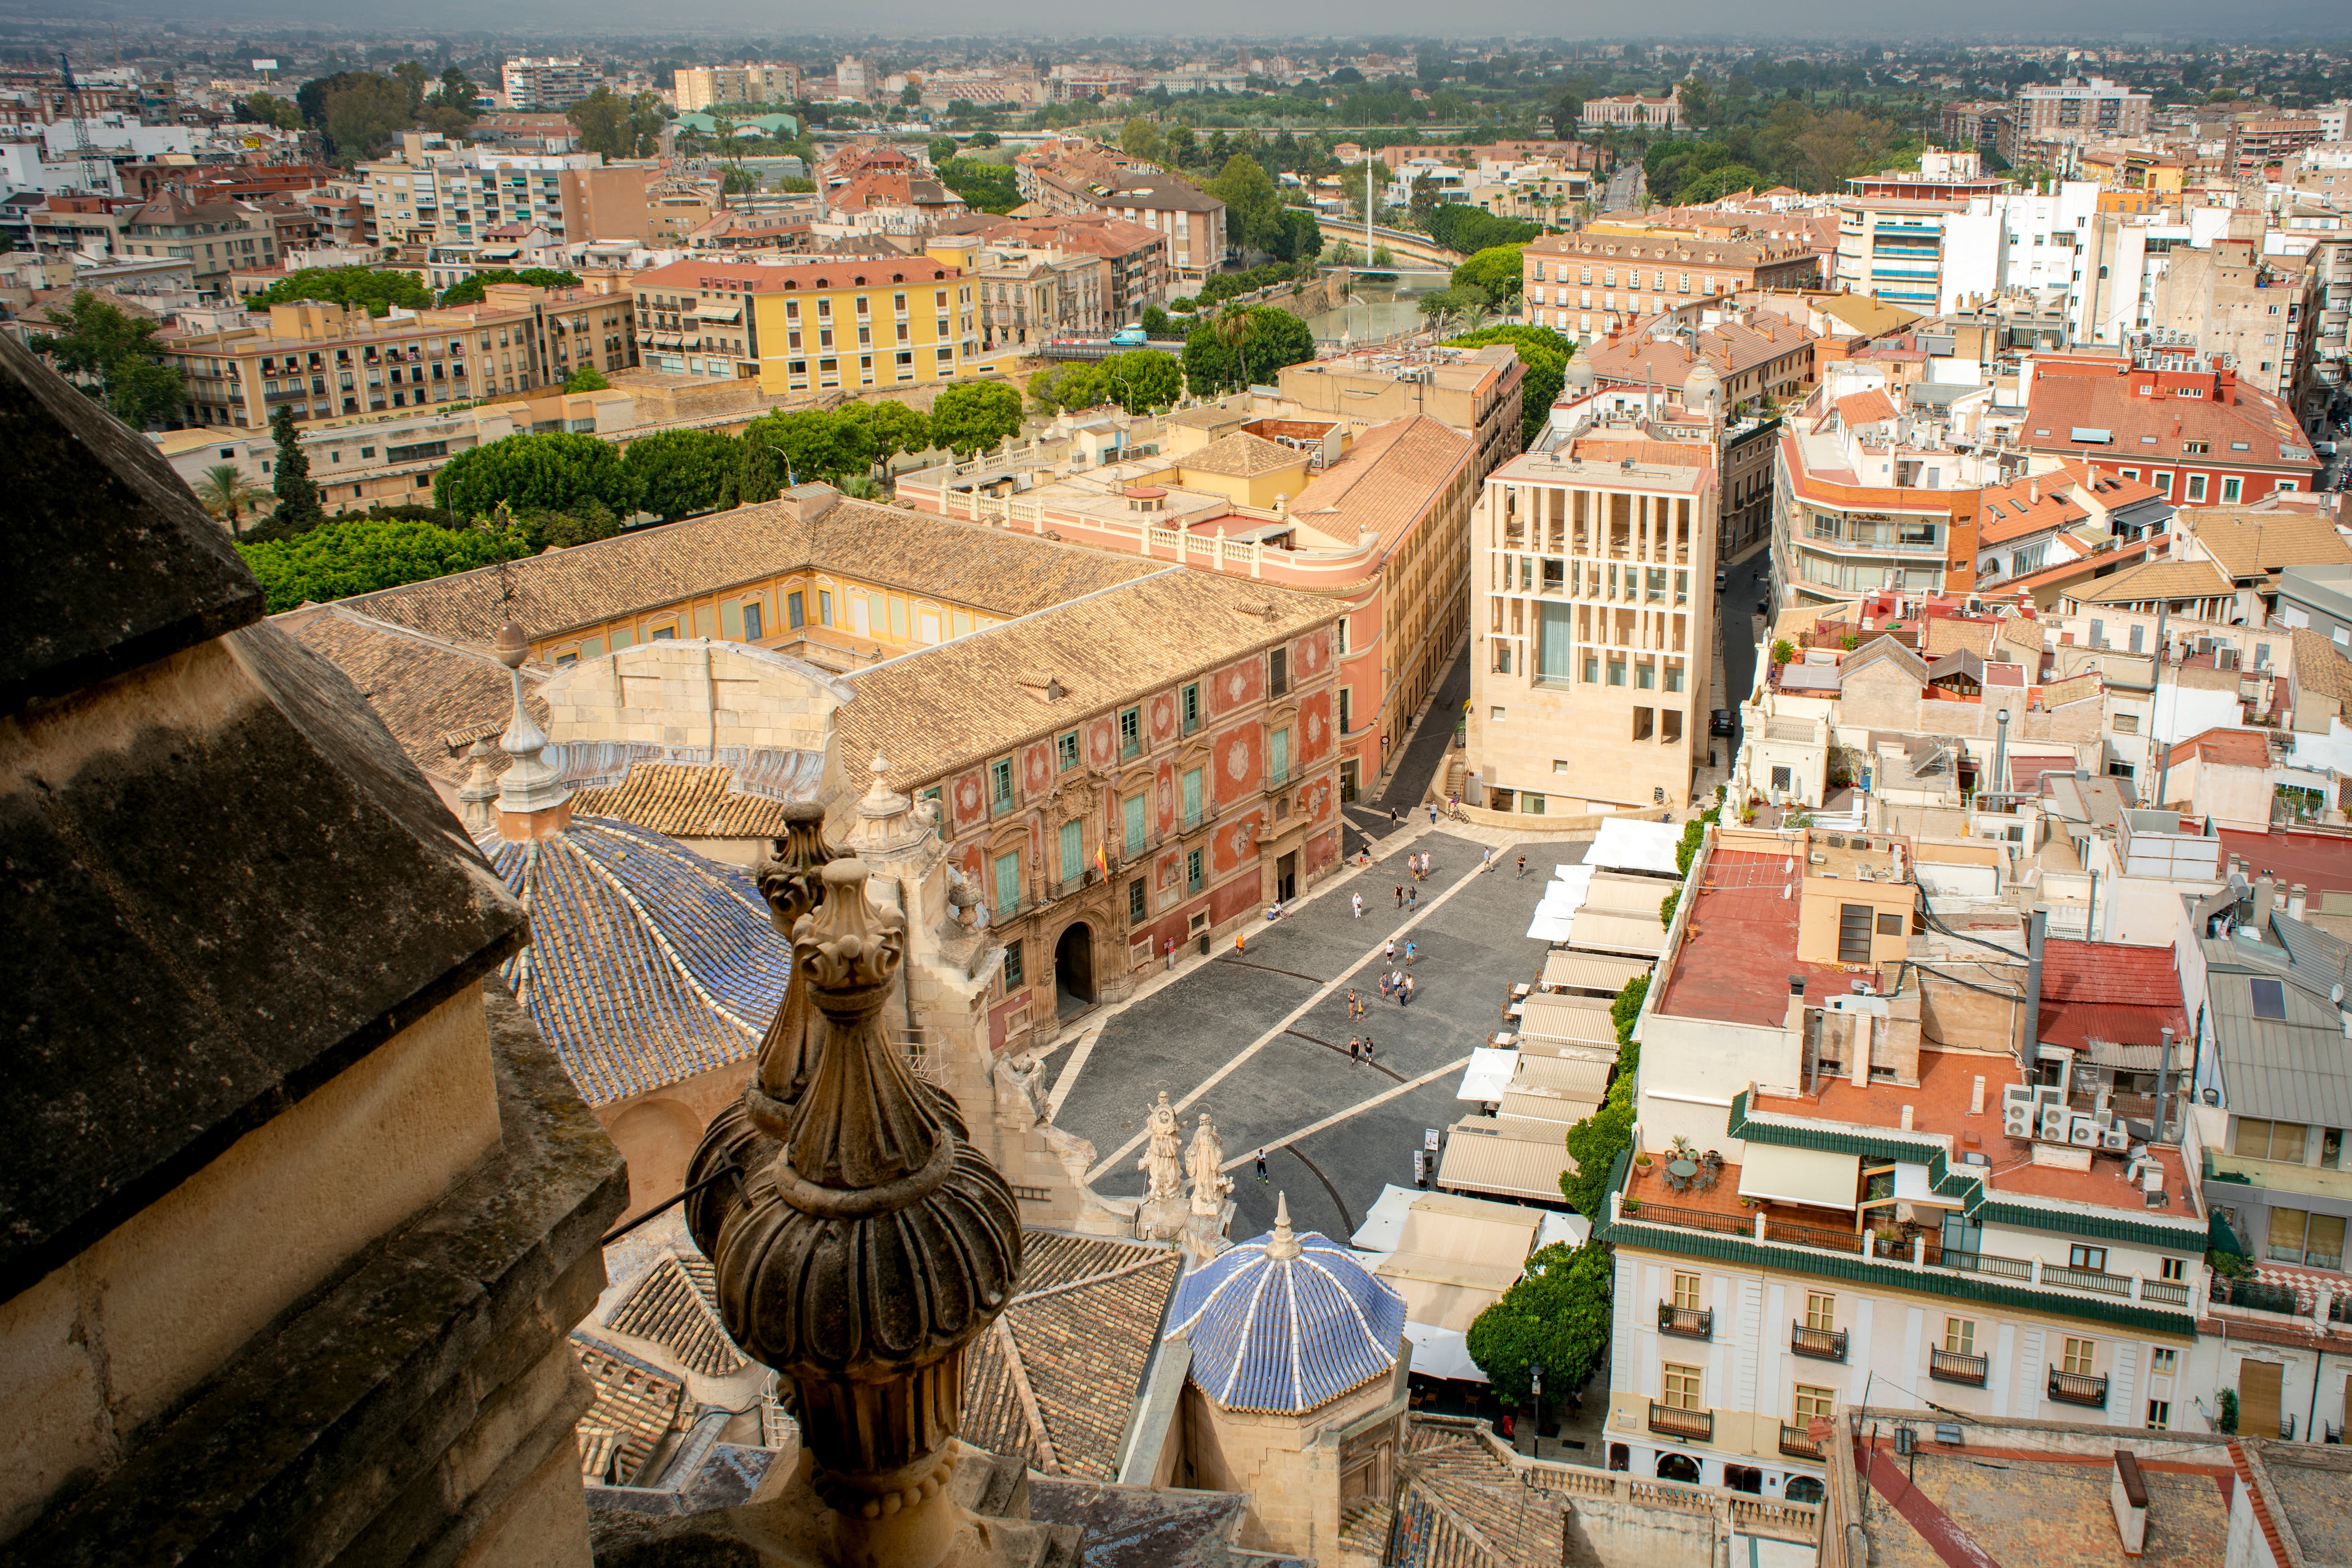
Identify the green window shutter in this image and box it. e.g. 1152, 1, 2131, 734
993, 851, 1020, 917
1059, 820, 1083, 881
1123, 795, 1146, 858
1271, 727, 1289, 781
1182, 768, 1202, 823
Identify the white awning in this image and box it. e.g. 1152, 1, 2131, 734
1457, 1047, 1518, 1103
1349, 1183, 1422, 1254
1894, 1162, 1958, 1208
1511, 1055, 1613, 1100
1439, 1123, 1574, 1204
1402, 1322, 1486, 1383
1536, 1210, 1590, 1253
1517, 994, 1617, 1048
1566, 908, 1668, 958
1526, 909, 1578, 942
1583, 817, 1684, 876
1736, 1144, 1860, 1210
1541, 950, 1651, 995
697, 303, 743, 322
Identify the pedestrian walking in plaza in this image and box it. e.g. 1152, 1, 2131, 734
1362, 1036, 1375, 1066
1255, 1150, 1269, 1183
1428, 804, 1438, 825
1235, 931, 1247, 958
1404, 939, 1416, 966
1394, 884, 1404, 908
1404, 974, 1417, 1006
1164, 937, 1176, 972
1352, 892, 1364, 919
1406, 886, 1417, 912
1378, 971, 1393, 999
1350, 1036, 1361, 1063
1516, 853, 1526, 878
1384, 938, 1396, 962
1389, 807, 1399, 828
1347, 988, 1361, 1019
1483, 848, 1494, 873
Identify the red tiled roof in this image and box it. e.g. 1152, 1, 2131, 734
1977, 475, 2090, 545
1835, 389, 1898, 427
2166, 726, 2271, 772
1657, 849, 1849, 1027
2023, 368, 2318, 474
2036, 939, 2188, 1050
2216, 828, 2352, 897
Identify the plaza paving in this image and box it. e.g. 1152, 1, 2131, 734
1049, 828, 1593, 1247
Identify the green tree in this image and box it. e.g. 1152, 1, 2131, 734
1139, 304, 1176, 337
1164, 123, 1200, 168
438, 268, 583, 306
619, 428, 739, 522
717, 433, 784, 510
1370, 244, 1395, 268
1120, 115, 1166, 165
26, 290, 184, 429
1183, 306, 1312, 398
245, 265, 431, 318
927, 135, 958, 166
1097, 349, 1184, 413
1269, 207, 1323, 265
732, 408, 877, 492
1560, 1099, 1635, 1219
563, 365, 611, 393
192, 463, 273, 537
268, 405, 325, 533
853, 399, 933, 475
240, 91, 302, 130
434, 431, 635, 519
1464, 1243, 1614, 1407
1407, 172, 1441, 231
1210, 152, 1284, 255
320, 72, 411, 165
1444, 324, 1574, 449
928, 380, 1025, 457
567, 87, 668, 159
938, 157, 1021, 215
237, 517, 531, 614
1451, 245, 1526, 306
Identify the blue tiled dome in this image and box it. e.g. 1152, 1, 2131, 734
1166, 1208, 1405, 1415
477, 817, 789, 1106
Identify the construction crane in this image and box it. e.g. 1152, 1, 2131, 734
58, 53, 107, 195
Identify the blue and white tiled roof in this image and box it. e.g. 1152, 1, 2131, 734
477, 817, 788, 1106
1166, 1204, 1406, 1416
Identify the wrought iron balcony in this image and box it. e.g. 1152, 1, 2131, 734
2047, 1368, 2108, 1408
1647, 1402, 1713, 1442
1778, 1423, 1825, 1461
1791, 1323, 1848, 1362
1658, 1305, 1712, 1340
1930, 1348, 1988, 1386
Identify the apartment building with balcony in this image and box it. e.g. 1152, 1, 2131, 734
500, 56, 599, 111
2018, 77, 2153, 145
1523, 230, 1821, 344
1465, 427, 1719, 815
2019, 357, 2322, 506
1770, 385, 1983, 608
840, 568, 1343, 1049
158, 282, 636, 430
629, 255, 976, 393
1597, 820, 2212, 1498
354, 138, 622, 258
672, 63, 801, 112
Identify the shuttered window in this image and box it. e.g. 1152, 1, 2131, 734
1059, 820, 1083, 883
1837, 904, 1874, 964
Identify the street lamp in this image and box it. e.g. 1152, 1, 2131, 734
1529, 1361, 1544, 1457
766, 444, 799, 490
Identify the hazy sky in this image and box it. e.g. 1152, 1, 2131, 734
51, 0, 2352, 41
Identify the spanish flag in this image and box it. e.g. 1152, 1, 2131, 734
1095, 843, 1109, 877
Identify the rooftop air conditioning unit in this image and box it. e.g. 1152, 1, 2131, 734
2040, 1106, 2071, 1141
2004, 1104, 2037, 1139
2070, 1114, 2099, 1147
2101, 1124, 2131, 1152
2003, 1083, 2037, 1118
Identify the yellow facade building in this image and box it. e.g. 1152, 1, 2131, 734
630, 255, 978, 394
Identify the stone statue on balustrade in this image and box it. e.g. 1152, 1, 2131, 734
1181, 1111, 1235, 1266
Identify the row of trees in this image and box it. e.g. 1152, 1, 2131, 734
1644, 100, 1922, 204
294, 64, 479, 165
1028, 350, 1185, 416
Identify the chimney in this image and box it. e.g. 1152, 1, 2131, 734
2254, 877, 2276, 926
2024, 908, 2046, 1059
2154, 1028, 2175, 1143
1971, 1075, 1987, 1115
2110, 1450, 2149, 1558
2290, 883, 2309, 920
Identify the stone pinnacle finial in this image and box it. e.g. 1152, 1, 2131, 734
710, 859, 1021, 1566
1264, 1191, 1301, 1261
490, 621, 566, 821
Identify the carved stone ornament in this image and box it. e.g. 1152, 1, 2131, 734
684, 803, 837, 1257
710, 859, 1021, 1565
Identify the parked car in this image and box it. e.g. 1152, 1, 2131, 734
1714, 569, 1728, 593
1709, 710, 1735, 737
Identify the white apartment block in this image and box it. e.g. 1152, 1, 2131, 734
674, 64, 801, 112
501, 57, 600, 111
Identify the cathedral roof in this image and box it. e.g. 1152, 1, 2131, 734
476, 818, 787, 1106
1166, 1204, 1405, 1416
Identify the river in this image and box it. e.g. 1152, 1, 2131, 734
1299, 269, 1452, 348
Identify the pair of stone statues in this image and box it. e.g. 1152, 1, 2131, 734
1136, 1090, 1231, 1255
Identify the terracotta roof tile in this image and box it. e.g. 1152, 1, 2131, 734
2190, 509, 2352, 582
2066, 557, 2233, 605
572, 762, 798, 840
286, 604, 550, 785
606, 1253, 744, 1377
838, 567, 1335, 791
1285, 414, 1476, 556
571, 1334, 685, 1485
2293, 628, 2352, 705
2166, 726, 2272, 772
338, 493, 1158, 646
1183, 431, 1308, 478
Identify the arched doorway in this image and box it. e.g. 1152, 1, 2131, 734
1656, 1454, 1700, 1485
1785, 1476, 1826, 1505
1054, 922, 1095, 1017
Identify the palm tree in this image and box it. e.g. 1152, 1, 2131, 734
193, 464, 272, 538
1212, 305, 1253, 395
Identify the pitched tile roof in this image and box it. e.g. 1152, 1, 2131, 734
476, 818, 787, 1106
571, 1334, 685, 1486
838, 567, 1335, 792
1976, 475, 2092, 545
2037, 670, 2102, 709
2064, 557, 2233, 605
2023, 371, 2319, 473
2037, 938, 2189, 1051
2166, 726, 2272, 772
2293, 628, 2352, 706
571, 762, 800, 839
2189, 509, 2352, 583
1285, 413, 1475, 558
959, 1231, 1183, 1479
1182, 431, 1306, 478
1834, 389, 1898, 428
285, 602, 550, 786
338, 493, 1158, 646
606, 1252, 744, 1377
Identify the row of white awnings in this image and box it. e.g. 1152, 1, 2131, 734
696, 303, 743, 323
1541, 949, 1651, 995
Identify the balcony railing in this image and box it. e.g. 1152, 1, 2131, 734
1934, 1251, 2034, 1282
1930, 1348, 1989, 1386
1791, 1323, 1848, 1362
2047, 1368, 2108, 1408
1647, 1402, 1713, 1442
2041, 1265, 2130, 1299
1658, 1305, 1713, 1340
2142, 1278, 2191, 1308
1778, 1423, 1825, 1461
